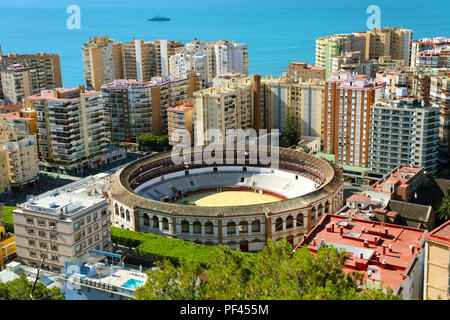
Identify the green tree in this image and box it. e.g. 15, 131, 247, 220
137, 133, 169, 151
281, 113, 301, 147
437, 189, 450, 221
0, 274, 65, 300
135, 239, 400, 300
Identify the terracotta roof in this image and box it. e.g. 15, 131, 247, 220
295, 214, 426, 293
425, 220, 450, 247
347, 194, 370, 203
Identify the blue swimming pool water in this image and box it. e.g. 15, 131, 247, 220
121, 278, 144, 290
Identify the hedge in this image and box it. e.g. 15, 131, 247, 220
110, 227, 251, 267
1, 206, 16, 233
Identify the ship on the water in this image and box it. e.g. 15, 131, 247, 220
148, 15, 170, 21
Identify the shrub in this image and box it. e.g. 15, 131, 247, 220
1, 206, 16, 233
110, 227, 250, 267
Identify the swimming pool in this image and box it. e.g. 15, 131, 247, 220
121, 278, 145, 290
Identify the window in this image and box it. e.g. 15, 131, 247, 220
38, 231, 47, 238
51, 244, 58, 252
28, 239, 35, 247
49, 221, 56, 229
95, 234, 99, 241
51, 255, 59, 262
26, 217, 34, 225
37, 219, 46, 227
74, 222, 80, 231
29, 251, 36, 257
75, 245, 81, 252
103, 240, 109, 247
94, 212, 98, 221
239, 221, 248, 234
143, 214, 150, 226
193, 221, 201, 234
50, 233, 57, 240
101, 209, 107, 217
81, 242, 86, 249
227, 222, 236, 235
275, 218, 283, 232
162, 218, 169, 231
251, 220, 260, 233
88, 226, 92, 234
80, 219, 85, 226
103, 230, 108, 237
94, 223, 99, 231
205, 222, 214, 235
86, 215, 91, 223
88, 237, 93, 245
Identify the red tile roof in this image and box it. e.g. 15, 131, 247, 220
294, 214, 426, 293
425, 220, 450, 247
347, 194, 370, 203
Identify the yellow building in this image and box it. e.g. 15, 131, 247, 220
82, 35, 124, 91
168, 100, 195, 146
423, 220, 450, 300
193, 74, 262, 146
0, 206, 16, 270
0, 118, 39, 190
261, 76, 325, 138
1, 108, 37, 135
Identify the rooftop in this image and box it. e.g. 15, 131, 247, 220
425, 220, 450, 247
18, 191, 106, 216
371, 165, 422, 194
295, 214, 426, 292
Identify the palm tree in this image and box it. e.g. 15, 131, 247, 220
437, 189, 450, 222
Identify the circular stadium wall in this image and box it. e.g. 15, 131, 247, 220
111, 147, 344, 251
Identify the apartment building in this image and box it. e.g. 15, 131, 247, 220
82, 36, 124, 91
101, 73, 200, 142
430, 73, 450, 167
0, 118, 39, 191
261, 76, 325, 137
369, 97, 440, 177
169, 38, 248, 87
316, 27, 413, 78
323, 71, 386, 167
0, 64, 48, 104
123, 39, 183, 82
193, 74, 261, 146
415, 46, 450, 69
13, 191, 111, 273
167, 100, 195, 146
423, 220, 450, 300
411, 37, 450, 68
0, 48, 62, 100
25, 88, 107, 175
285, 62, 325, 81
1, 108, 37, 135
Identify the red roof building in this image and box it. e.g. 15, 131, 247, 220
294, 214, 426, 299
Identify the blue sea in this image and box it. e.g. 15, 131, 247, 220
1, 0, 449, 88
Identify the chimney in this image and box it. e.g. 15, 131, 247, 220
389, 244, 393, 253
362, 226, 366, 233
327, 225, 332, 232
376, 253, 380, 264
382, 244, 386, 255
339, 225, 343, 236
331, 223, 335, 232
374, 236, 379, 244
360, 253, 364, 259
409, 244, 415, 255
364, 239, 369, 248
313, 237, 317, 246
385, 228, 389, 237
382, 259, 387, 266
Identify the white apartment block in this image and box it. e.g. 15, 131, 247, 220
13, 191, 112, 273
369, 97, 440, 177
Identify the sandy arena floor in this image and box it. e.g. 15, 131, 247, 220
175, 190, 281, 207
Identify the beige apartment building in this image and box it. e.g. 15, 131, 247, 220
193, 74, 262, 146
25, 87, 108, 175
423, 220, 450, 300
82, 36, 124, 91
316, 27, 413, 78
324, 71, 386, 167
13, 191, 111, 273
0, 118, 39, 191
261, 76, 325, 138
101, 72, 200, 142
285, 62, 325, 81
167, 100, 195, 146
0, 64, 48, 104
0, 48, 62, 100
